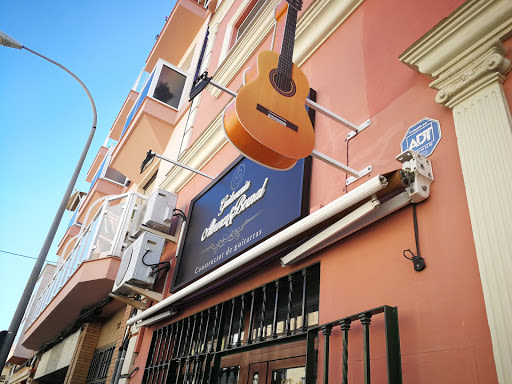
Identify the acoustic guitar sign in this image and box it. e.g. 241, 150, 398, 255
223, 0, 314, 170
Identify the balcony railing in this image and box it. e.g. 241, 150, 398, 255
121, 59, 189, 138
28, 192, 148, 328
67, 148, 128, 230
67, 205, 81, 230
89, 147, 128, 192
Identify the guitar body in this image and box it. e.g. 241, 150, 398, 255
223, 50, 314, 170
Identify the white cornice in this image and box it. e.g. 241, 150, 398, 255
210, 0, 280, 97
400, 0, 512, 107
399, 0, 512, 78
433, 44, 511, 108
211, 0, 365, 95
294, 0, 364, 66
160, 108, 227, 192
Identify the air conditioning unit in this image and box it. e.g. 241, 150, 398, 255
129, 189, 178, 239
112, 231, 165, 295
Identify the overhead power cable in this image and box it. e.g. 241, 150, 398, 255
0, 249, 57, 263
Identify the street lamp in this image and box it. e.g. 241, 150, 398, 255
0, 31, 97, 369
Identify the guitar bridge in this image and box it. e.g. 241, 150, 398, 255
256, 104, 298, 132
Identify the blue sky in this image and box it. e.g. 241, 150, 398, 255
0, 1, 176, 332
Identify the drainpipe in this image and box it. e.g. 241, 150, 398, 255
111, 329, 130, 384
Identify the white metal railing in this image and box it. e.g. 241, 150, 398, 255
27, 191, 148, 328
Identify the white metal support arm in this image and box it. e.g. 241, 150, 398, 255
304, 98, 371, 139
153, 153, 216, 180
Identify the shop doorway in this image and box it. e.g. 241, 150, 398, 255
143, 265, 320, 384
219, 341, 306, 384
248, 356, 305, 384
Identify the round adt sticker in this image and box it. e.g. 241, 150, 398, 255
400, 118, 441, 157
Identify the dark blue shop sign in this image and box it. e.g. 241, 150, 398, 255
171, 156, 310, 291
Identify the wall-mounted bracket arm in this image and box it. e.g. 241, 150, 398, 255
189, 71, 238, 101
305, 98, 371, 140
311, 150, 372, 185
209, 79, 237, 97
109, 293, 148, 310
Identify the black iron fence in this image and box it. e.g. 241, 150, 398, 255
143, 265, 319, 384
306, 306, 402, 384
143, 264, 402, 384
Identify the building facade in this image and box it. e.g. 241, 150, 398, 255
7, 0, 512, 384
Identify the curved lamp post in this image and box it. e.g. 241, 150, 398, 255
0, 31, 97, 369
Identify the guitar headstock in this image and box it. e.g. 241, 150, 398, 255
286, 0, 302, 11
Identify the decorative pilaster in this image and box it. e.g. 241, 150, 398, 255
400, 1, 512, 383
432, 45, 511, 108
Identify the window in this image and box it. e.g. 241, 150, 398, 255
86, 345, 116, 384
88, 147, 129, 190
233, 0, 267, 45
142, 172, 157, 196
219, 366, 240, 384
153, 65, 187, 108
121, 59, 190, 138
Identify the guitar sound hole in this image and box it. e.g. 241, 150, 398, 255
270, 69, 296, 97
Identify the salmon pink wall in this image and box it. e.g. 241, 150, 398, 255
130, 0, 503, 382
300, 0, 497, 382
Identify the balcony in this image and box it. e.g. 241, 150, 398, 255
57, 221, 80, 258
85, 146, 109, 183
22, 257, 123, 350
110, 59, 190, 184
145, 0, 208, 73
21, 192, 148, 350
7, 263, 56, 364
77, 147, 128, 227
109, 90, 139, 141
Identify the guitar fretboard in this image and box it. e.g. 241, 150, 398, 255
276, 4, 298, 92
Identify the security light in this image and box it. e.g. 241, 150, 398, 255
189, 71, 238, 102
0, 31, 22, 49
189, 71, 212, 101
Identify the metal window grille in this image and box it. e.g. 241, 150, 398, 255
143, 264, 320, 384
86, 344, 116, 384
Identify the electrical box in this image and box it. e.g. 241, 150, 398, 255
112, 231, 165, 295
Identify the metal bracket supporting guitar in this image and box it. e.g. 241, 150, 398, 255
197, 73, 373, 184
209, 80, 237, 97
189, 71, 238, 102
305, 98, 371, 140
194, 72, 371, 141
311, 150, 372, 186
194, 73, 371, 141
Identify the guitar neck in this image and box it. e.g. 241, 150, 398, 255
277, 4, 298, 81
